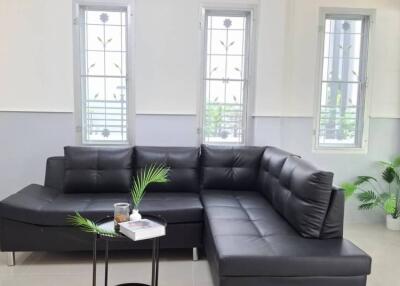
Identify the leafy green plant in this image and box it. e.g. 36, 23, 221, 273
341, 156, 400, 218
131, 165, 169, 209
67, 212, 117, 237
204, 104, 223, 138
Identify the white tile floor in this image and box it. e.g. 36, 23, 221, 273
0, 223, 398, 286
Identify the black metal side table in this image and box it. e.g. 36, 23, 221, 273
93, 215, 167, 286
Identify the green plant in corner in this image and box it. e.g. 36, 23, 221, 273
67, 212, 117, 237
341, 156, 400, 219
131, 164, 169, 210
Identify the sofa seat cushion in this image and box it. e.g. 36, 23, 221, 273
0, 184, 203, 226
202, 190, 371, 277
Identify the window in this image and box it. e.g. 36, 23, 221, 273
76, 5, 129, 144
316, 12, 370, 149
202, 9, 252, 145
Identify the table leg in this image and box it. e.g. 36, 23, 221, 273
93, 234, 97, 286
151, 239, 156, 286
151, 238, 160, 286
105, 239, 109, 286
155, 238, 160, 286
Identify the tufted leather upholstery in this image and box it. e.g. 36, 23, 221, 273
202, 190, 371, 278
134, 146, 200, 193
257, 146, 294, 201
63, 146, 133, 193
0, 145, 371, 286
201, 145, 265, 191
0, 184, 203, 225
258, 147, 333, 238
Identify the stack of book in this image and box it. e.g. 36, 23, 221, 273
118, 219, 166, 241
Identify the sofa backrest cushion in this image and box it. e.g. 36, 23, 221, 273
63, 146, 133, 193
201, 145, 265, 191
259, 148, 334, 238
134, 146, 200, 193
258, 147, 294, 201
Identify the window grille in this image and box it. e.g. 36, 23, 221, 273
78, 6, 129, 144
316, 14, 370, 149
202, 10, 251, 145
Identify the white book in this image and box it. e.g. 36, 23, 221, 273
118, 219, 166, 241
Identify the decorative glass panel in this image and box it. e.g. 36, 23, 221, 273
79, 7, 128, 144
203, 11, 250, 144
317, 15, 369, 148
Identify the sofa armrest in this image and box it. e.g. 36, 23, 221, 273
44, 156, 65, 190
320, 186, 345, 239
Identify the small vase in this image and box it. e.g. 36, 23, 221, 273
386, 215, 400, 231
130, 209, 142, 222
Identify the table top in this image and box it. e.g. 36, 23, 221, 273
95, 214, 167, 241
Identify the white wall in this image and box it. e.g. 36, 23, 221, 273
0, 0, 74, 112
135, 0, 200, 114
0, 0, 399, 223
1, 0, 398, 117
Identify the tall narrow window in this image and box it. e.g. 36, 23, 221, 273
316, 13, 370, 149
77, 6, 129, 144
202, 10, 252, 145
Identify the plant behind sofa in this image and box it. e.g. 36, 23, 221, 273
342, 156, 400, 230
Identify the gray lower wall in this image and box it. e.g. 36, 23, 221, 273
0, 111, 398, 223
0, 112, 75, 199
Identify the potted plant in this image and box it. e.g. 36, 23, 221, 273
130, 164, 169, 221
341, 156, 400, 230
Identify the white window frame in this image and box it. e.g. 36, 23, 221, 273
198, 5, 257, 146
72, 0, 135, 145
313, 8, 375, 153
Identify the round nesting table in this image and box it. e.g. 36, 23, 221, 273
92, 215, 167, 286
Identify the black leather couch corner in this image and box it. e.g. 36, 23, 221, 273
0, 145, 371, 286
201, 145, 370, 286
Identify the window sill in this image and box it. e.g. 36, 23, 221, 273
312, 146, 368, 154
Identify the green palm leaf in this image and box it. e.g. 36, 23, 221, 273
358, 202, 376, 210
354, 176, 377, 185
131, 164, 169, 209
67, 212, 117, 237
341, 182, 357, 199
378, 160, 391, 166
392, 156, 400, 168
384, 197, 396, 215
382, 166, 395, 183
356, 190, 376, 202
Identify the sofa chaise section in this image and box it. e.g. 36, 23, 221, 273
0, 146, 204, 252
202, 190, 370, 286
200, 145, 371, 286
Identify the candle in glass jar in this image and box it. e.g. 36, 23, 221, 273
114, 203, 130, 228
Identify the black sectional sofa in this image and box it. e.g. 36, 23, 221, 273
0, 145, 371, 286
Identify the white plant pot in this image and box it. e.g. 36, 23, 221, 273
130, 209, 142, 222
386, 215, 400, 231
